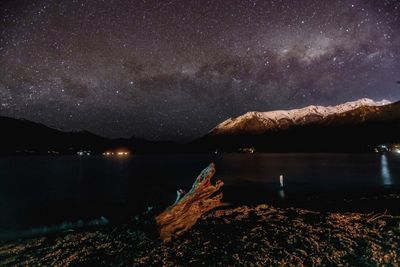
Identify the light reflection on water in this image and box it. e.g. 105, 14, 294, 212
381, 154, 393, 185
278, 189, 286, 199
1, 153, 400, 239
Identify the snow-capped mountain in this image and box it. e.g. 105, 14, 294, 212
209, 98, 391, 136
190, 98, 400, 152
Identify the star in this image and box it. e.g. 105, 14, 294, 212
0, 0, 399, 141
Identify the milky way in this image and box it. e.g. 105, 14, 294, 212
0, 0, 400, 141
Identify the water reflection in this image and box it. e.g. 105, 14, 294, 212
278, 189, 286, 199
381, 155, 393, 185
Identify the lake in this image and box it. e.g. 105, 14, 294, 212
1, 153, 400, 239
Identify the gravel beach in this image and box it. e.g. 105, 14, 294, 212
1, 202, 399, 266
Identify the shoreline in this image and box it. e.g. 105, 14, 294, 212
1, 190, 400, 241
1, 201, 399, 266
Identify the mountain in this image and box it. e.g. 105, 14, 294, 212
0, 116, 179, 155
193, 99, 400, 152
209, 98, 391, 136
2, 98, 399, 154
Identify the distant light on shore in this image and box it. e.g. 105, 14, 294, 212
103, 150, 130, 157
77, 150, 91, 156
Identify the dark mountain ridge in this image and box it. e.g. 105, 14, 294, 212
1, 100, 400, 154
0, 116, 179, 155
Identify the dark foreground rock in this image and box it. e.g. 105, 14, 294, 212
1, 204, 399, 266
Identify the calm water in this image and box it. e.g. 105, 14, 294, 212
1, 153, 400, 239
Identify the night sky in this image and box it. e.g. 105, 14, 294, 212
1, 0, 399, 141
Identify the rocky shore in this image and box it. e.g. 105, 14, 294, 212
1, 203, 399, 266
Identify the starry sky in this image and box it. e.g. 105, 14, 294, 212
0, 0, 399, 141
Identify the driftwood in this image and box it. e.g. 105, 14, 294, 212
155, 163, 224, 242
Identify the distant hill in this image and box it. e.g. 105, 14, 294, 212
191, 99, 400, 152
0, 116, 179, 155
2, 98, 400, 154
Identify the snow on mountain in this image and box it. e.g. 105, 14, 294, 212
210, 98, 391, 135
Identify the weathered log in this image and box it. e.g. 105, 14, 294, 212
155, 162, 224, 242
